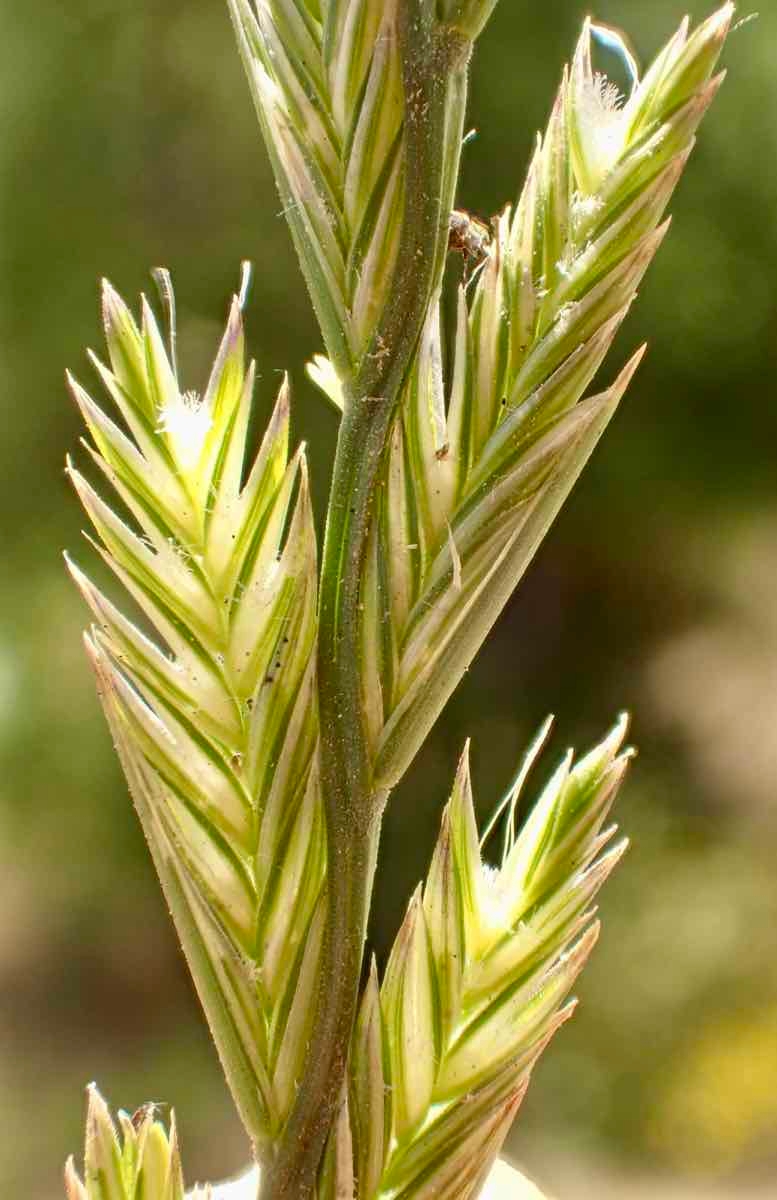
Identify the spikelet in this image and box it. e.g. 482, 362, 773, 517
335, 6, 733, 786
67, 274, 322, 1155
65, 1086, 196, 1200
320, 719, 631, 1199
225, 0, 488, 376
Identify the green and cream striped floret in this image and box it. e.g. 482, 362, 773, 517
226, 0, 485, 375
342, 4, 733, 788
226, 0, 407, 369
65, 1084, 550, 1200
315, 717, 631, 1200
67, 275, 323, 1155
65, 1085, 203, 1200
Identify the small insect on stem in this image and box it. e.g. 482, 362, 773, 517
448, 209, 492, 285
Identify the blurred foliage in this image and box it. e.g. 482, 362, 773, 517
648, 1001, 777, 1173
0, 2, 775, 1197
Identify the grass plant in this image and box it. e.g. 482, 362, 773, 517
64, 4, 733, 1197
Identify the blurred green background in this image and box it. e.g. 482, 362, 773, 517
1, 1, 776, 1196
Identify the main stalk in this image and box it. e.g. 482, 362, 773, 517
258, 8, 471, 1199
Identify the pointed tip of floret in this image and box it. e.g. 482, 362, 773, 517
277, 370, 291, 411
709, 2, 735, 38
384, 884, 425, 987
65, 460, 91, 505
583, 834, 631, 894
539, 712, 556, 738
66, 558, 111, 631
272, 368, 290, 414
86, 346, 108, 374
608, 345, 647, 407
568, 714, 632, 796
64, 1155, 87, 1200
271, 443, 318, 581
604, 747, 635, 794
63, 549, 85, 585
612, 709, 631, 740
649, 212, 673, 251
223, 292, 245, 351
292, 441, 311, 504
610, 833, 631, 865
100, 278, 130, 335
448, 740, 477, 833
226, 291, 242, 332
139, 292, 155, 333
168, 1107, 180, 1151
570, 917, 601, 965
456, 736, 473, 778
86, 1081, 116, 1142
705, 68, 728, 103
100, 277, 118, 308
253, 372, 291, 461
552, 995, 579, 1032
602, 710, 632, 759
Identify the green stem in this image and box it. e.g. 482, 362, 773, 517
258, 11, 471, 1200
